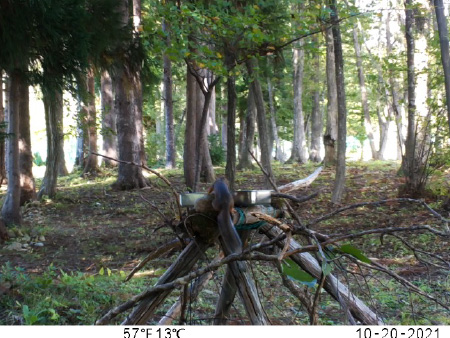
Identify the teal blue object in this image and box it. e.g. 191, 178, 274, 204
234, 207, 267, 230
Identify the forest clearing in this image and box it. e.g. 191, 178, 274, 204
1, 0, 450, 327
0, 161, 449, 325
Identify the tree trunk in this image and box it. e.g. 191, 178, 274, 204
290, 40, 308, 163
0, 70, 6, 186
184, 69, 197, 190
246, 58, 275, 187
225, 75, 237, 190
162, 21, 176, 169
330, 0, 347, 204
112, 0, 147, 190
434, 0, 450, 134
237, 85, 256, 170
309, 39, 322, 163
83, 67, 99, 176
386, 10, 405, 159
267, 77, 283, 162
351, 18, 377, 160
38, 86, 63, 199
324, 27, 338, 166
101, 70, 118, 167
18, 75, 36, 205
2, 70, 22, 225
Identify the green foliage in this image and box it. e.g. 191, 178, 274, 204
338, 244, 371, 263
281, 258, 317, 287
208, 134, 225, 165
33, 152, 46, 167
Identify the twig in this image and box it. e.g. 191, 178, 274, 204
91, 152, 183, 220
310, 273, 326, 325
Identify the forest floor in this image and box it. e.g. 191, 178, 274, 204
0, 161, 449, 325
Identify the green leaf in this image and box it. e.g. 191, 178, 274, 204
321, 260, 332, 276
99, 267, 104, 276
339, 244, 371, 263
282, 259, 316, 287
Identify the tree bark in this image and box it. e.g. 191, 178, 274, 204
184, 69, 197, 190
309, 39, 322, 163
237, 84, 256, 170
246, 58, 275, 187
162, 21, 176, 169
330, 0, 347, 204
82, 67, 99, 176
112, 0, 147, 190
434, 0, 450, 134
0, 70, 6, 186
324, 27, 338, 166
267, 77, 283, 162
38, 86, 63, 199
351, 17, 377, 160
225, 75, 237, 190
101, 70, 118, 167
290, 40, 308, 163
18, 75, 36, 205
2, 70, 22, 225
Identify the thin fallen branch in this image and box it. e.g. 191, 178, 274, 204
348, 256, 450, 312
308, 198, 450, 229
271, 191, 320, 204
91, 152, 182, 220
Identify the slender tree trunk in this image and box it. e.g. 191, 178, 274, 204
184, 69, 197, 190
56, 101, 68, 176
0, 70, 6, 186
290, 40, 308, 163
162, 21, 176, 169
385, 10, 405, 160
403, 0, 417, 193
309, 40, 322, 163
351, 18, 377, 159
101, 70, 118, 167
75, 107, 87, 169
246, 58, 275, 187
434, 0, 450, 133
324, 27, 338, 166
18, 75, 36, 205
237, 84, 256, 170
225, 75, 237, 190
38, 86, 63, 199
267, 77, 283, 162
83, 67, 99, 176
330, 0, 347, 204
2, 70, 22, 225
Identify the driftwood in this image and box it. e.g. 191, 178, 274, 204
278, 166, 323, 193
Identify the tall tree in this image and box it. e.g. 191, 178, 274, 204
162, 20, 176, 169
290, 39, 308, 163
309, 38, 322, 163
246, 58, 275, 187
433, 0, 450, 134
324, 27, 338, 166
18, 76, 36, 205
267, 76, 283, 162
101, 70, 118, 167
112, 0, 148, 190
2, 70, 23, 225
82, 67, 99, 176
330, 0, 348, 204
0, 70, 5, 186
237, 84, 256, 170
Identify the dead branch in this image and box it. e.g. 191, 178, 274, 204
308, 198, 450, 229
271, 191, 320, 204
91, 152, 183, 220
277, 166, 323, 193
